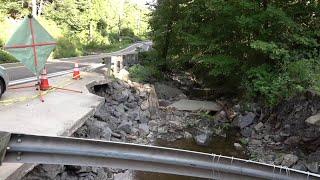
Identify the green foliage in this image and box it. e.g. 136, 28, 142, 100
0, 0, 150, 59
128, 64, 162, 83
53, 37, 83, 58
0, 49, 17, 64
149, 0, 320, 106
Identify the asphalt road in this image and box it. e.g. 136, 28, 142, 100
1, 41, 151, 81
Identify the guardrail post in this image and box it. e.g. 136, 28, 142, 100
119, 55, 124, 70
111, 56, 119, 74
103, 57, 112, 76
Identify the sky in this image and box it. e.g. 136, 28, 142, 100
131, 0, 153, 6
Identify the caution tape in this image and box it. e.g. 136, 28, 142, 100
0, 74, 82, 106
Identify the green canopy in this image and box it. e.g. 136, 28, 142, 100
5, 16, 56, 75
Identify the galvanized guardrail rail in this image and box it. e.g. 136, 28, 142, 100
1, 132, 319, 180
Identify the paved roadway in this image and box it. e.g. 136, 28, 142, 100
1, 41, 152, 81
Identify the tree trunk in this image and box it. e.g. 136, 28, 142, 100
37, 0, 43, 16
32, 0, 37, 17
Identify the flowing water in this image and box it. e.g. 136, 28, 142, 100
115, 129, 246, 180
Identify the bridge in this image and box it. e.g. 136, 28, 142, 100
1, 131, 319, 180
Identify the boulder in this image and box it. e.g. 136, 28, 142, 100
236, 112, 256, 129
112, 89, 130, 103
306, 162, 319, 173
116, 69, 130, 81
281, 154, 299, 167
284, 136, 301, 145
195, 131, 213, 146
117, 121, 133, 134
86, 120, 112, 140
140, 100, 149, 111
305, 113, 320, 126
233, 143, 243, 150
292, 161, 307, 171
155, 83, 186, 100
254, 122, 264, 131
138, 123, 150, 136
240, 127, 252, 137
184, 131, 193, 139
168, 99, 222, 112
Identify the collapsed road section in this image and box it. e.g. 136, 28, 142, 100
0, 71, 105, 180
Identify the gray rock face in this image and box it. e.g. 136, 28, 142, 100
195, 131, 213, 146
281, 154, 299, 167
237, 112, 256, 128
117, 121, 133, 134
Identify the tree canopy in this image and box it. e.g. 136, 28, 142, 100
148, 0, 320, 106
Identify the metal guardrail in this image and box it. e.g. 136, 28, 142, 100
1, 132, 319, 180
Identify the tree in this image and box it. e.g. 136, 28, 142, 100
149, 0, 320, 105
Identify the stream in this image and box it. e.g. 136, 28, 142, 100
115, 129, 247, 180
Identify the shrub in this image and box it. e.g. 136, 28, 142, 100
0, 49, 18, 64
244, 62, 315, 106
129, 64, 162, 83
53, 36, 83, 58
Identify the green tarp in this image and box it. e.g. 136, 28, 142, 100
5, 16, 56, 75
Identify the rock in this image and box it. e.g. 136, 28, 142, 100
112, 89, 130, 102
148, 120, 158, 132
305, 113, 320, 126
292, 161, 307, 171
240, 127, 252, 138
111, 81, 123, 90
250, 139, 262, 146
125, 101, 138, 109
308, 150, 320, 163
116, 69, 130, 81
158, 126, 168, 134
184, 131, 193, 139
234, 143, 243, 150
87, 121, 112, 140
138, 123, 150, 136
195, 131, 213, 146
117, 121, 132, 134
40, 165, 64, 179
254, 122, 264, 131
284, 136, 301, 145
169, 99, 222, 112
306, 162, 319, 173
155, 83, 186, 100
94, 110, 110, 122
115, 103, 126, 113
233, 104, 241, 112
237, 112, 256, 128
140, 100, 149, 111
139, 111, 151, 123
281, 154, 298, 167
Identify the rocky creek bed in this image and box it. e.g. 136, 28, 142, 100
22, 78, 320, 179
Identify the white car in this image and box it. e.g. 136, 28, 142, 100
0, 65, 9, 98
